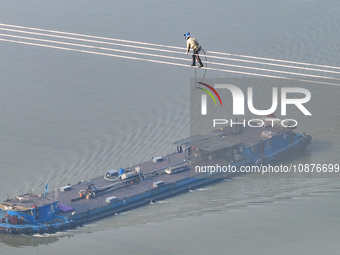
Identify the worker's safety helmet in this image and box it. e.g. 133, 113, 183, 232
184, 32, 190, 39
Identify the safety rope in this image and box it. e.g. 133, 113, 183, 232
194, 47, 208, 91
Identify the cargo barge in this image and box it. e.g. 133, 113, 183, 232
0, 119, 311, 235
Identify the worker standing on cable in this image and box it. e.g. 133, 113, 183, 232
184, 32, 204, 68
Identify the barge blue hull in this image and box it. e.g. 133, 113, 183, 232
0, 125, 312, 235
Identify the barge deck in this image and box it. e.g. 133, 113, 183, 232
0, 121, 312, 235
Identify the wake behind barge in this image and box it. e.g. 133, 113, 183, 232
0, 119, 311, 235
